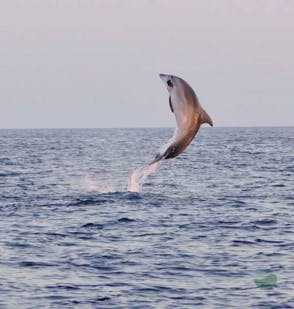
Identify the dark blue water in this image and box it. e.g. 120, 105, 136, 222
0, 127, 293, 308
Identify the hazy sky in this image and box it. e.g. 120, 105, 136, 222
1, 0, 293, 128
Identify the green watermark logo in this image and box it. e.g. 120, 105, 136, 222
254, 270, 277, 290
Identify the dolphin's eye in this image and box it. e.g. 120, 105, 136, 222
167, 80, 173, 87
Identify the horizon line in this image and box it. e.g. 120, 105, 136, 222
0, 125, 293, 130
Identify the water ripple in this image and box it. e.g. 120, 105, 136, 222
0, 127, 293, 308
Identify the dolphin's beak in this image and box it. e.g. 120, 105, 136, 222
159, 73, 167, 82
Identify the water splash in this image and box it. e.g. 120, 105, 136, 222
84, 175, 115, 193
128, 161, 161, 192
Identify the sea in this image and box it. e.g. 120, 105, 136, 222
0, 127, 293, 308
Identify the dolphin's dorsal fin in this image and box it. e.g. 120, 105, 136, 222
169, 96, 174, 113
201, 109, 213, 127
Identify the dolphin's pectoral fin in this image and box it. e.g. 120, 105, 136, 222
169, 96, 174, 113
201, 109, 213, 127
149, 152, 164, 165
154, 152, 161, 161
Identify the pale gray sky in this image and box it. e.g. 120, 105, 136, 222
0, 0, 293, 128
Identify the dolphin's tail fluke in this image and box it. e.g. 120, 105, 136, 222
149, 144, 177, 165
149, 156, 164, 165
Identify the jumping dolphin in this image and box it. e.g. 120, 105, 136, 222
152, 74, 213, 163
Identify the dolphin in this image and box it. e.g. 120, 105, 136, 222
152, 74, 213, 163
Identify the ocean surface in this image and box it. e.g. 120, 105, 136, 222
0, 127, 293, 308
